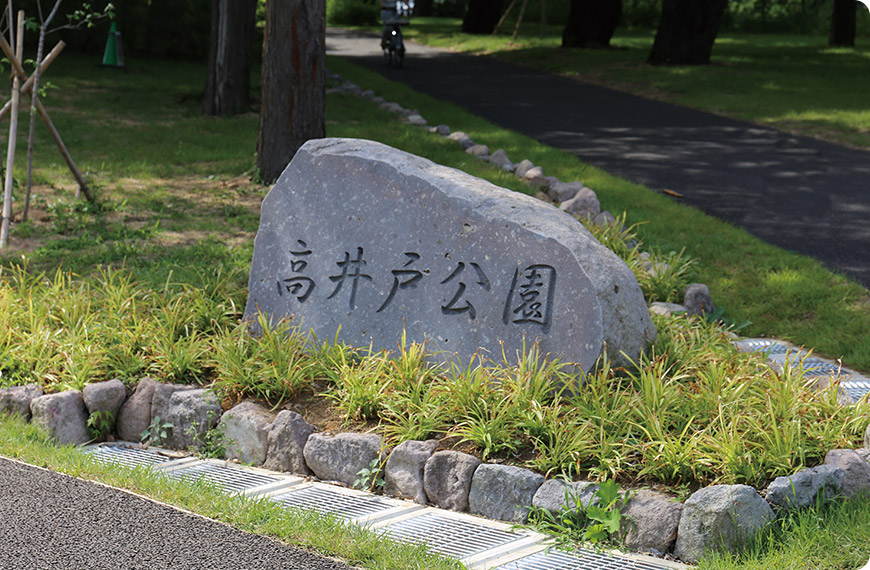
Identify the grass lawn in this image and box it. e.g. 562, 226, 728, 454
401, 18, 870, 149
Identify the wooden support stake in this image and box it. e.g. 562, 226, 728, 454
493, 0, 520, 35
0, 10, 23, 249
0, 35, 92, 202
0, 40, 65, 122
511, 0, 530, 43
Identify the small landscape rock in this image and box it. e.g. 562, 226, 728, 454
406, 114, 428, 127
825, 448, 870, 497
532, 479, 599, 514
303, 432, 383, 487
650, 302, 689, 317
361, 89, 375, 98
548, 181, 584, 203
372, 96, 385, 105
264, 410, 316, 475
468, 464, 545, 523
513, 159, 534, 178
383, 439, 439, 504
423, 450, 481, 511
521, 166, 544, 182
619, 489, 682, 555
429, 124, 450, 136
82, 379, 126, 418
674, 484, 774, 564
591, 210, 617, 227
684, 283, 717, 317
447, 131, 475, 149
466, 144, 490, 158
116, 377, 159, 442
527, 175, 558, 191
0, 383, 43, 420
489, 149, 513, 171
161, 388, 222, 450
380, 102, 406, 114
150, 383, 195, 425
30, 391, 90, 446
765, 465, 844, 513
560, 188, 601, 219
220, 401, 275, 465
865, 423, 870, 449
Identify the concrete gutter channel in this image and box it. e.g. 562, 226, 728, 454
84, 445, 686, 570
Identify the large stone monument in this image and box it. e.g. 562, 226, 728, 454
245, 138, 654, 371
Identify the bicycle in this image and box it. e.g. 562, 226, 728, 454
380, 1, 410, 68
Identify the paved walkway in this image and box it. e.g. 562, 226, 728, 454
0, 457, 356, 570
326, 29, 870, 289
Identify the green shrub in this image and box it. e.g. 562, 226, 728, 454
327, 0, 379, 26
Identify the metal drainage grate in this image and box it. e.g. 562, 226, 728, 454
801, 359, 846, 378
272, 485, 398, 520
384, 512, 523, 560
88, 445, 173, 469
495, 548, 671, 570
734, 339, 778, 352
842, 381, 870, 401
168, 462, 282, 493
764, 343, 791, 355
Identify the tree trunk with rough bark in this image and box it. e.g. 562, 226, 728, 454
561, 0, 622, 48
462, 0, 504, 34
256, 0, 326, 184
829, 0, 856, 47
203, 0, 257, 117
648, 0, 727, 65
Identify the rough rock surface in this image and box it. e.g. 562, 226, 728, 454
684, 283, 717, 317
29, 391, 90, 445
264, 410, 316, 475
532, 480, 599, 514
150, 383, 195, 426
303, 432, 383, 487
161, 389, 222, 450
765, 465, 844, 512
489, 149, 513, 171
650, 302, 689, 317
521, 166, 544, 182
619, 490, 683, 555
591, 210, 617, 227
468, 464, 545, 523
560, 188, 601, 219
548, 181, 583, 203
527, 175, 558, 191
674, 485, 774, 564
466, 144, 490, 158
429, 124, 450, 136
116, 377, 159, 442
405, 114, 427, 127
0, 383, 43, 420
865, 424, 870, 449
513, 159, 534, 178
825, 448, 870, 497
82, 379, 126, 418
245, 138, 656, 371
219, 401, 275, 465
447, 131, 475, 149
423, 450, 481, 511
383, 439, 439, 503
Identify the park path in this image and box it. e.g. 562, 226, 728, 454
326, 29, 870, 289
0, 457, 356, 570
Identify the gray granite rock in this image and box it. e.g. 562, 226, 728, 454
674, 485, 774, 564
513, 159, 534, 178
161, 389, 222, 450
423, 450, 481, 511
429, 124, 450, 136
303, 432, 383, 487
532, 479, 599, 514
825, 448, 870, 497
466, 144, 490, 158
521, 166, 544, 182
548, 181, 584, 203
591, 210, 617, 227
29, 391, 90, 445
865, 424, 870, 449
0, 383, 42, 420
372, 96, 385, 105
383, 439, 439, 503
116, 377, 159, 442
469, 464, 544, 523
765, 465, 844, 513
650, 302, 689, 317
361, 89, 375, 98
560, 188, 601, 219
684, 283, 716, 317
380, 102, 407, 115
619, 490, 682, 555
406, 114, 428, 127
447, 131, 475, 149
245, 138, 656, 372
82, 379, 126, 418
150, 383, 196, 425
489, 149, 513, 171
264, 410, 316, 475
527, 175, 558, 191
220, 401, 275, 465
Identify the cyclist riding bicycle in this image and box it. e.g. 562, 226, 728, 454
380, 0, 409, 67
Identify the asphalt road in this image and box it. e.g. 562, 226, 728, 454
327, 29, 870, 289
0, 457, 357, 570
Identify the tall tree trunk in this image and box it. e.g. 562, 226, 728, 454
414, 0, 434, 17
648, 0, 727, 65
257, 0, 326, 184
462, 0, 504, 34
829, 0, 856, 47
203, 0, 256, 116
561, 0, 622, 48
